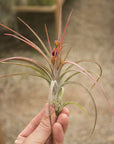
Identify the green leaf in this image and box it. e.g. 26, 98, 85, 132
0, 56, 52, 81
62, 101, 90, 119
1, 62, 51, 81
0, 73, 50, 83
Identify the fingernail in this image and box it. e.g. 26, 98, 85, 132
15, 139, 23, 144
17, 135, 25, 141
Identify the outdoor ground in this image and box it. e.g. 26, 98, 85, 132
0, 0, 114, 144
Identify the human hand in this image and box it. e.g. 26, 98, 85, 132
14, 103, 69, 144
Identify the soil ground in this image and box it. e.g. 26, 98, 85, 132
0, 0, 114, 144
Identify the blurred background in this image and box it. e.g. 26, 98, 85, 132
0, 0, 114, 144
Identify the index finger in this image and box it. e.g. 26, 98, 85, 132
19, 107, 45, 137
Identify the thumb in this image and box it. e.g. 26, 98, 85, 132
24, 104, 56, 144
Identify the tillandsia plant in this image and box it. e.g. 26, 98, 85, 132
0, 4, 114, 141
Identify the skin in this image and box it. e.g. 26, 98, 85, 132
14, 103, 69, 144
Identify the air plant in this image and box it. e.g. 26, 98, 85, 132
0, 4, 114, 142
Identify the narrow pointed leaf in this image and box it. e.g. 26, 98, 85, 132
58, 5, 62, 42
1, 62, 48, 77
44, 24, 52, 53
4, 33, 49, 62
17, 17, 50, 57
0, 57, 52, 80
0, 73, 50, 83
61, 9, 73, 45
63, 46, 73, 61
63, 101, 90, 119
0, 23, 34, 45
59, 69, 81, 83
